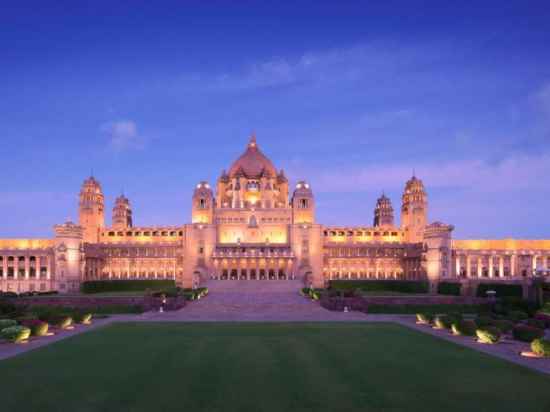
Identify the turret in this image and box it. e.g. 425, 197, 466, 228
374, 193, 394, 227
401, 175, 428, 243
292, 181, 315, 224
112, 194, 133, 229
78, 176, 105, 243
192, 181, 214, 224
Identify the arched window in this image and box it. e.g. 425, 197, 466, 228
299, 199, 308, 209
199, 198, 206, 209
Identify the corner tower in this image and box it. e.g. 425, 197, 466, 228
400, 175, 428, 243
374, 193, 394, 227
192, 181, 214, 224
112, 194, 133, 229
292, 181, 315, 224
78, 176, 105, 243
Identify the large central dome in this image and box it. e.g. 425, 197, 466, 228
228, 135, 277, 178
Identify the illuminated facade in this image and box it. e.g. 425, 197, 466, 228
1, 135, 549, 293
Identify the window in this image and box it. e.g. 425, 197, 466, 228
199, 198, 206, 209
299, 199, 309, 209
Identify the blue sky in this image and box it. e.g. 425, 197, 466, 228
1, 1, 550, 239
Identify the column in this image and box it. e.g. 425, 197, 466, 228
46, 255, 51, 280
455, 254, 461, 278
532, 254, 538, 277
511, 254, 516, 277
2, 255, 7, 279
477, 256, 482, 278
24, 256, 29, 280
466, 255, 471, 278
499, 256, 504, 278
488, 255, 494, 278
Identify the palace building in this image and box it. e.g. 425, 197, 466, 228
1, 135, 549, 293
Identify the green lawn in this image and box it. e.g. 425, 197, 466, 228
2, 322, 550, 412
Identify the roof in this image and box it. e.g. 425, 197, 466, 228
228, 135, 277, 178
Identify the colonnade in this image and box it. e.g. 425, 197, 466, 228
0, 253, 52, 280
454, 252, 550, 279
212, 257, 294, 280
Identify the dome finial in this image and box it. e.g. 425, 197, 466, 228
248, 132, 257, 148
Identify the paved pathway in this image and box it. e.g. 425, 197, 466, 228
1, 281, 550, 375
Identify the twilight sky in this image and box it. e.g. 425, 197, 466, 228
1, 1, 550, 239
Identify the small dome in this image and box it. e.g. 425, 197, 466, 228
228, 135, 277, 178
81, 176, 102, 194
404, 175, 425, 194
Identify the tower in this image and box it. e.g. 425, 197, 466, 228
192, 181, 214, 224
373, 193, 394, 227
401, 175, 428, 243
424, 222, 454, 293
112, 194, 133, 229
54, 221, 84, 293
78, 176, 105, 243
292, 181, 315, 224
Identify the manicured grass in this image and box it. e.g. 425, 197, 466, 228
1, 322, 550, 411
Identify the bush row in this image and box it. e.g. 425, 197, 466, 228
81, 280, 176, 294
476, 283, 523, 298
437, 282, 462, 296
0, 291, 58, 298
329, 280, 429, 294
416, 311, 547, 344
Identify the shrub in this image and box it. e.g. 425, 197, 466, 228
512, 325, 545, 343
438, 282, 462, 296
21, 319, 49, 336
1, 326, 31, 343
476, 284, 523, 298
81, 280, 176, 294
531, 339, 550, 357
451, 320, 477, 336
416, 313, 434, 324
526, 318, 546, 330
476, 327, 501, 344
0, 301, 17, 315
73, 312, 92, 324
475, 315, 495, 328
0, 319, 17, 330
508, 310, 528, 322
329, 280, 429, 294
493, 320, 515, 334
434, 315, 453, 330
52, 316, 73, 329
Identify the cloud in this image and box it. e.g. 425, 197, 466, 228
285, 152, 550, 194
174, 42, 436, 93
101, 120, 145, 151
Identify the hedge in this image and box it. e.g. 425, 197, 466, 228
493, 319, 514, 334
452, 320, 477, 336
81, 280, 176, 294
476, 283, 523, 298
366, 304, 490, 315
438, 282, 462, 296
329, 280, 429, 294
512, 325, 545, 343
